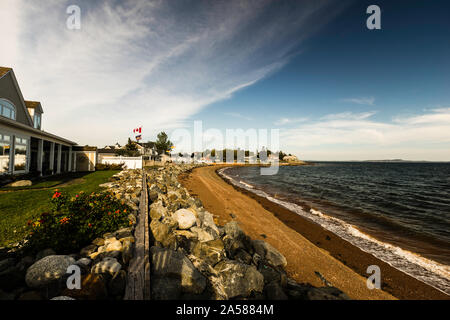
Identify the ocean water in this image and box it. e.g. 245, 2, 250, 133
219, 162, 450, 295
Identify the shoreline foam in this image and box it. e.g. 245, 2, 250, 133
218, 167, 450, 296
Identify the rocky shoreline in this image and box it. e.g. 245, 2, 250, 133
147, 164, 349, 300
1, 164, 352, 300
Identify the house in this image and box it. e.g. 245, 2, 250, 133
0, 67, 77, 175
137, 141, 158, 160
0, 66, 86, 176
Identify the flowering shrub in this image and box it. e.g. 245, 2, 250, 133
24, 189, 132, 254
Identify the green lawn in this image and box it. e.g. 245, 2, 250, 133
0, 170, 120, 248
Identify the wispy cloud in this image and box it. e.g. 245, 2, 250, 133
274, 117, 308, 125
341, 97, 375, 106
320, 111, 377, 121
224, 112, 253, 121
281, 108, 450, 160
0, 0, 339, 146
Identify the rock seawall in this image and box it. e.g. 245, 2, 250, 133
147, 164, 350, 300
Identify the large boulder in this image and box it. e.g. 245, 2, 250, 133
197, 210, 220, 238
25, 255, 76, 288
150, 246, 206, 294
91, 258, 122, 276
61, 274, 107, 300
149, 201, 168, 220
223, 221, 253, 258
192, 239, 225, 266
173, 209, 196, 229
214, 260, 264, 299
252, 240, 287, 268
150, 219, 176, 248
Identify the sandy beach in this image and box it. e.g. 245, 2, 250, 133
179, 165, 449, 300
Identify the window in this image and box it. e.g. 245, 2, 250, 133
34, 113, 41, 129
14, 137, 28, 172
0, 134, 11, 174
0, 99, 16, 120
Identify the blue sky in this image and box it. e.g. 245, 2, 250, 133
1, 0, 449, 160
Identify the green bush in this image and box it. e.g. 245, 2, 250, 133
24, 189, 132, 254
95, 163, 124, 171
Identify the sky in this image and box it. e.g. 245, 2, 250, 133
1, 0, 449, 160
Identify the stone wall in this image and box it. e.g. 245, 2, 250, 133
147, 164, 350, 300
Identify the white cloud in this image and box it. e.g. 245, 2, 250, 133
224, 112, 253, 121
341, 97, 375, 106
281, 108, 450, 161
320, 111, 376, 121
274, 117, 308, 125
0, 0, 337, 146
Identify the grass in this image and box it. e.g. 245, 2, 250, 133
0, 170, 120, 248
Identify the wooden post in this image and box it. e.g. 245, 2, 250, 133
124, 171, 150, 300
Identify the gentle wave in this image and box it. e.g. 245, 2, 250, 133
218, 167, 450, 295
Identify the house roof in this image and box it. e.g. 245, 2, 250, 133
0, 116, 77, 145
0, 67, 12, 79
98, 149, 118, 154
24, 100, 44, 114
73, 146, 97, 151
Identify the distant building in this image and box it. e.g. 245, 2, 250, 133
283, 155, 299, 162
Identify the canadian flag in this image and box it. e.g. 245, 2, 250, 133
133, 127, 142, 134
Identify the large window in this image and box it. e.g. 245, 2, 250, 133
0, 134, 11, 174
0, 99, 16, 120
14, 137, 28, 172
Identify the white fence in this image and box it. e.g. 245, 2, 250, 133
100, 156, 143, 169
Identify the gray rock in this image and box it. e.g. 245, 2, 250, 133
115, 227, 132, 239
150, 219, 176, 248
121, 240, 133, 265
192, 239, 225, 266
150, 201, 168, 220
173, 209, 197, 229
7, 180, 32, 187
91, 258, 122, 275
191, 227, 215, 242
80, 244, 97, 257
25, 255, 76, 288
252, 240, 287, 268
92, 238, 105, 246
197, 210, 220, 237
36, 248, 56, 261
150, 246, 206, 294
214, 260, 264, 299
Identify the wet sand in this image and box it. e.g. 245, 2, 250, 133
179, 165, 449, 300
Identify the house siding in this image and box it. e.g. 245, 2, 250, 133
0, 72, 32, 126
